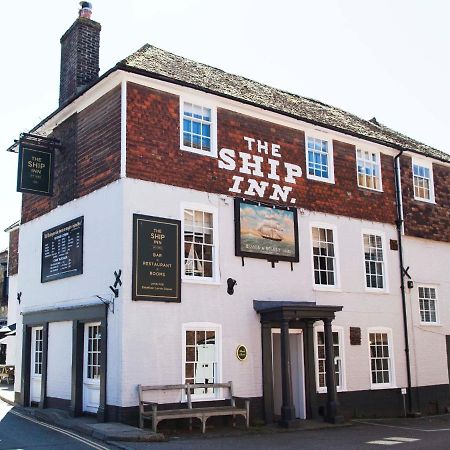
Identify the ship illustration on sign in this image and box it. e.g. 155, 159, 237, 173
237, 202, 297, 259
258, 217, 284, 242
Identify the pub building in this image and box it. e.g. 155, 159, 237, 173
6, 3, 450, 427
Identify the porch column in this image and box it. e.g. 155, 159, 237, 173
261, 322, 274, 424
280, 318, 295, 425
303, 320, 318, 419
323, 318, 343, 423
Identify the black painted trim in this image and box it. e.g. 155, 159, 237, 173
21, 325, 31, 406
98, 307, 108, 422
70, 320, 84, 417
22, 304, 105, 326
39, 323, 49, 409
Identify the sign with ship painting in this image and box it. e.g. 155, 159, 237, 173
234, 199, 299, 262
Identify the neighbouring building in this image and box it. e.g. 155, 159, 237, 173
7, 4, 450, 427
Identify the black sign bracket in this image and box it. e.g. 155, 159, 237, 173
7, 133, 62, 154
96, 295, 115, 314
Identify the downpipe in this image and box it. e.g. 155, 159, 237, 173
393, 150, 413, 414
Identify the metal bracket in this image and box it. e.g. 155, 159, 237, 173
402, 266, 411, 280
17, 292, 22, 304
109, 269, 122, 298
6, 132, 62, 153
96, 295, 114, 314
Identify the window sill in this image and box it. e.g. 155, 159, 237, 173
306, 174, 335, 184
413, 196, 436, 205
313, 285, 342, 292
180, 145, 217, 158
370, 384, 397, 390
317, 388, 345, 394
419, 322, 441, 327
182, 277, 222, 286
358, 185, 383, 193
364, 288, 390, 295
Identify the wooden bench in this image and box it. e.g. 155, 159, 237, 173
138, 381, 250, 433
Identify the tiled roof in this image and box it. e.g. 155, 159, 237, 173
118, 44, 450, 163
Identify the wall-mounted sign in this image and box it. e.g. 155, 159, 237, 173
236, 345, 248, 361
132, 214, 181, 302
234, 199, 299, 262
41, 217, 84, 283
17, 143, 54, 196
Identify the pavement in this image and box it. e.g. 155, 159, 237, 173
0, 385, 347, 445
0, 384, 165, 443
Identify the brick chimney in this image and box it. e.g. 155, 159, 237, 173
59, 2, 101, 106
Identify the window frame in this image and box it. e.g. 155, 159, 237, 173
179, 96, 217, 158
417, 285, 439, 325
361, 230, 389, 293
181, 202, 220, 284
412, 157, 435, 203
181, 322, 222, 401
310, 223, 340, 290
355, 147, 383, 192
367, 327, 396, 389
305, 133, 335, 184
313, 326, 346, 393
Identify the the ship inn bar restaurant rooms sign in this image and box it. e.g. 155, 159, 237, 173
41, 217, 84, 283
132, 214, 181, 302
17, 137, 55, 196
235, 199, 299, 262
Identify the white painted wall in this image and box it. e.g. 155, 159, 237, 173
119, 178, 408, 406
16, 181, 124, 406
404, 236, 450, 387
47, 321, 72, 400
14, 175, 448, 409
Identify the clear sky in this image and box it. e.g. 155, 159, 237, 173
1, 0, 449, 250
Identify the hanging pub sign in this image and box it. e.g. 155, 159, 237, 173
234, 198, 299, 262
41, 217, 84, 283
132, 214, 181, 302
17, 137, 55, 196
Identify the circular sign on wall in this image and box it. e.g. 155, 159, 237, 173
236, 344, 248, 361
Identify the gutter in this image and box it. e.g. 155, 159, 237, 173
393, 149, 413, 414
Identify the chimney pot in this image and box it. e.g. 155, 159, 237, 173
79, 1, 93, 19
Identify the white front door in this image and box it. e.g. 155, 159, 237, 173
83, 322, 101, 413
30, 326, 43, 404
272, 329, 306, 419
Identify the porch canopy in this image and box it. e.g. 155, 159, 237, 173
253, 300, 343, 426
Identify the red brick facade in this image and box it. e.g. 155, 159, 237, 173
8, 229, 19, 276
21, 86, 122, 224
401, 155, 450, 243
126, 82, 397, 224
19, 81, 450, 244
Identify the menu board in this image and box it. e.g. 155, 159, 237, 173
132, 214, 181, 302
41, 217, 84, 283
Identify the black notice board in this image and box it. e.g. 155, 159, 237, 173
132, 214, 181, 302
41, 217, 84, 283
17, 143, 54, 196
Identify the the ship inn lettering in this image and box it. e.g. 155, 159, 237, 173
234, 199, 299, 262
132, 214, 181, 302
218, 136, 302, 204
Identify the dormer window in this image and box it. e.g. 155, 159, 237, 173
180, 99, 217, 157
